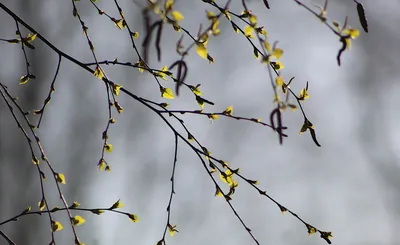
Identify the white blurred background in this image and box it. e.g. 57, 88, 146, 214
1, 0, 399, 245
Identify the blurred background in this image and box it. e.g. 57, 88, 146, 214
1, 0, 399, 244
